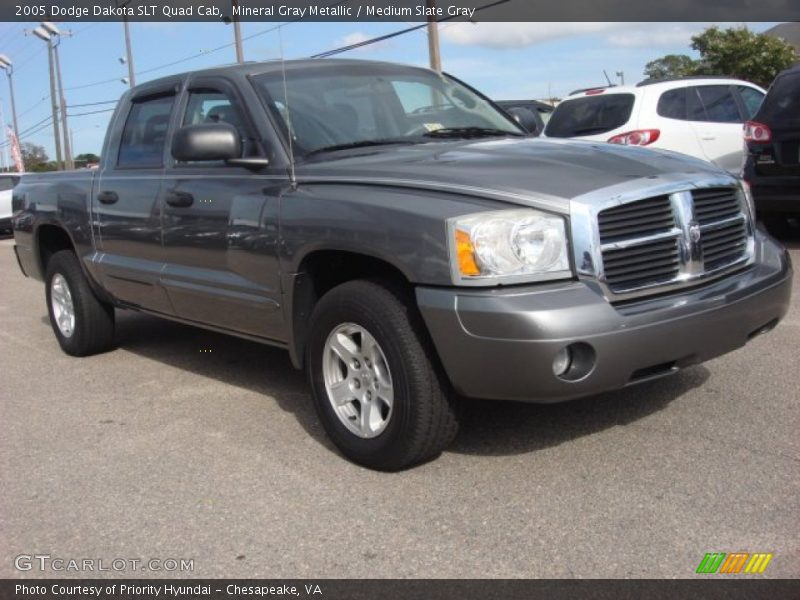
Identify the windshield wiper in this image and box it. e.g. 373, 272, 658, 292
422, 127, 524, 139
305, 139, 416, 157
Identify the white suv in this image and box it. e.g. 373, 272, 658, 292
0, 174, 20, 233
543, 77, 766, 173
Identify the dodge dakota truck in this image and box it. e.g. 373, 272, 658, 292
11, 59, 792, 470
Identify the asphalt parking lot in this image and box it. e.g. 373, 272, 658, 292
1, 229, 798, 579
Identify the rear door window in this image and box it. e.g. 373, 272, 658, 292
693, 85, 742, 123
545, 93, 635, 137
687, 88, 707, 121
757, 72, 800, 125
117, 94, 175, 168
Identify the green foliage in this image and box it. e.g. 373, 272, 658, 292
20, 142, 50, 172
29, 162, 58, 172
691, 26, 797, 88
644, 26, 798, 88
644, 54, 698, 80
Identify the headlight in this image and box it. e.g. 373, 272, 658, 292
448, 209, 572, 285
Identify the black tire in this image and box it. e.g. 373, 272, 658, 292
45, 250, 115, 356
306, 280, 459, 471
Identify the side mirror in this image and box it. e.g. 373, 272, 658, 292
507, 107, 541, 136
171, 122, 242, 162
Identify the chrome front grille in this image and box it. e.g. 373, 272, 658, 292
702, 218, 748, 271
598, 195, 674, 243
693, 188, 743, 224
594, 184, 753, 298
602, 238, 681, 289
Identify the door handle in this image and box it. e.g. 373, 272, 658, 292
165, 190, 194, 208
97, 190, 119, 204
700, 133, 716, 141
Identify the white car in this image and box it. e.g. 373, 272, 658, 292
544, 77, 766, 173
0, 174, 20, 233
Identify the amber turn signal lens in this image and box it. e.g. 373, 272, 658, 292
455, 229, 480, 276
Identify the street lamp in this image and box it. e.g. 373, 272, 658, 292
32, 23, 74, 170
30, 26, 64, 170
0, 54, 20, 142
43, 22, 73, 170
116, 0, 135, 87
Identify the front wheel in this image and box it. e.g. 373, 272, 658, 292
306, 280, 459, 471
45, 250, 115, 356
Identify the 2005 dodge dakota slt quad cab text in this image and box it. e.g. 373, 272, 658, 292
11, 60, 792, 470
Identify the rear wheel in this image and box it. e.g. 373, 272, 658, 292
306, 280, 459, 471
45, 250, 115, 356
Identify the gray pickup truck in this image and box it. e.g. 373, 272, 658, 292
11, 59, 792, 470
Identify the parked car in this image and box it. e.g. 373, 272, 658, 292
544, 77, 766, 173
495, 99, 554, 135
0, 173, 20, 233
11, 60, 791, 470
743, 65, 800, 226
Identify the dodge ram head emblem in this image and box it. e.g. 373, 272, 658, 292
689, 223, 702, 243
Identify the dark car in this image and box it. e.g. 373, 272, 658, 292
744, 65, 800, 226
495, 99, 554, 135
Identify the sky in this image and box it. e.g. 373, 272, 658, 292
0, 20, 781, 162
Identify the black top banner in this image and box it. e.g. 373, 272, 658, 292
4, 0, 799, 22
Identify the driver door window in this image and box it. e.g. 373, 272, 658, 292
181, 90, 256, 159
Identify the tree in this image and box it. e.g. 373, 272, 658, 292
644, 26, 797, 88
20, 142, 51, 172
644, 54, 698, 80
74, 152, 100, 168
691, 26, 797, 88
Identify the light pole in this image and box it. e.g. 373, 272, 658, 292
426, 0, 442, 72
116, 0, 135, 87
231, 0, 244, 63
30, 26, 63, 170
42, 23, 74, 170
0, 55, 20, 141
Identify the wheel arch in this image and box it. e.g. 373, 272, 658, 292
287, 248, 416, 369
35, 222, 77, 279
34, 221, 112, 304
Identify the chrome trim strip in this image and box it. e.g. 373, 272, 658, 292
671, 191, 703, 278
699, 214, 746, 232
600, 228, 681, 252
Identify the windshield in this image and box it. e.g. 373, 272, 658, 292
545, 93, 635, 137
252, 63, 523, 157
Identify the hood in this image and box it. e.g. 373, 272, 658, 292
294, 137, 728, 212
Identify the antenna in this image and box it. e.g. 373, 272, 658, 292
278, 25, 296, 187
603, 70, 613, 86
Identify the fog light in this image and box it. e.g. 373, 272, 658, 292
552, 346, 573, 376
553, 342, 597, 382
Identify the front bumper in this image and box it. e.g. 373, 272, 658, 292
416, 233, 792, 402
